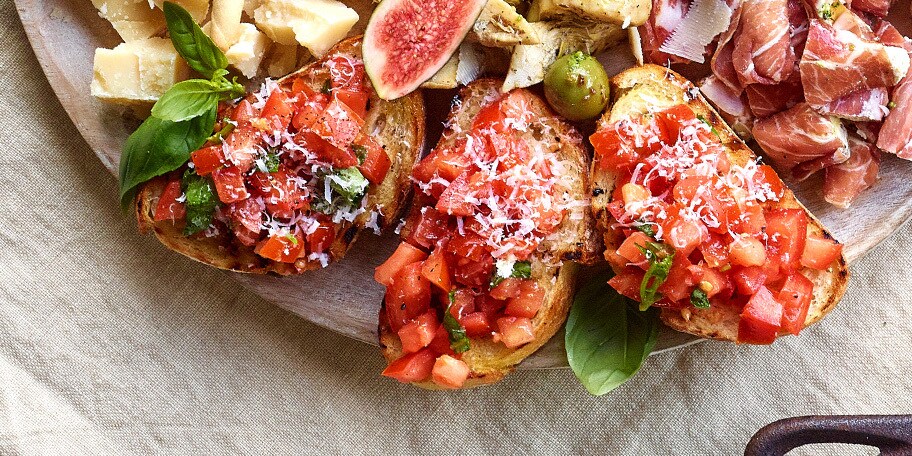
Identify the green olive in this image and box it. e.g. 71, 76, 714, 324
543, 51, 610, 122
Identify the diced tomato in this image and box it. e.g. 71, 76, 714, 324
381, 348, 435, 383
404, 207, 450, 249
654, 104, 696, 143
310, 98, 364, 151
211, 166, 250, 204
505, 280, 544, 319
801, 236, 843, 270
446, 235, 494, 288
256, 232, 304, 263
657, 254, 694, 303
477, 294, 505, 319
306, 219, 335, 254
248, 170, 307, 219
449, 289, 476, 320
227, 198, 262, 246
231, 99, 256, 124
494, 316, 535, 349
428, 323, 456, 356
326, 54, 366, 93
294, 130, 359, 169
154, 180, 186, 222
765, 209, 807, 273
662, 206, 707, 256
490, 277, 522, 300
700, 233, 731, 269
292, 92, 329, 131
431, 355, 470, 389
374, 241, 427, 286
420, 248, 452, 292
617, 231, 651, 266
591, 128, 639, 171
411, 141, 473, 197
397, 311, 439, 354
688, 265, 729, 299
737, 286, 784, 344
436, 173, 475, 216
191, 145, 225, 176
261, 89, 294, 131
608, 267, 644, 301
731, 266, 767, 296
384, 262, 431, 332
729, 202, 766, 236
222, 125, 258, 173
355, 135, 390, 185
472, 95, 508, 132
729, 235, 767, 267
752, 165, 785, 200
461, 312, 491, 337
335, 90, 368, 120
779, 273, 814, 336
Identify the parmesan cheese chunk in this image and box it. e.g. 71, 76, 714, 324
252, 0, 358, 57
267, 44, 301, 78
152, 0, 210, 22
225, 23, 272, 78
210, 0, 246, 50
91, 0, 165, 41
91, 38, 189, 106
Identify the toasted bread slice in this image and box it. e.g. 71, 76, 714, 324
380, 79, 600, 388
590, 65, 849, 341
136, 37, 425, 275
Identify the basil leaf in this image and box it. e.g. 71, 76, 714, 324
263, 152, 281, 173
181, 171, 219, 235
565, 271, 659, 396
206, 119, 235, 144
151, 80, 221, 122
634, 222, 655, 237
691, 288, 711, 309
490, 261, 533, 288
637, 242, 674, 311
444, 293, 470, 354
352, 144, 368, 164
163, 2, 228, 79
118, 105, 217, 209
329, 167, 369, 205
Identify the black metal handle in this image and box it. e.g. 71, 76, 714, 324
745, 415, 912, 456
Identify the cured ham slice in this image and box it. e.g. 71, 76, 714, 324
817, 87, 889, 121
752, 102, 849, 171
824, 135, 881, 208
876, 63, 912, 158
799, 19, 910, 109
639, 0, 692, 64
710, 4, 742, 91
849, 0, 894, 17
659, 0, 734, 63
744, 73, 804, 117
731, 0, 796, 86
700, 75, 754, 137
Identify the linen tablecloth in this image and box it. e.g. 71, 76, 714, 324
2, 1, 910, 453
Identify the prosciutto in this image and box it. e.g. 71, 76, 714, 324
639, 0, 693, 64
849, 0, 895, 17
710, 4, 743, 91
799, 19, 910, 108
817, 87, 889, 121
876, 65, 912, 158
731, 0, 796, 86
752, 102, 849, 171
744, 73, 804, 117
700, 75, 755, 136
824, 135, 881, 208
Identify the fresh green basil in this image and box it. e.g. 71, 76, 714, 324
690, 288, 710, 309
490, 260, 533, 288
163, 1, 228, 79
329, 167, 369, 205
118, 106, 217, 209
206, 120, 235, 144
637, 242, 674, 311
444, 292, 471, 354
151, 80, 222, 122
352, 144, 368, 164
565, 271, 660, 396
181, 170, 219, 235
634, 221, 656, 237
263, 152, 281, 173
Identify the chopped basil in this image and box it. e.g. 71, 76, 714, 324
634, 222, 656, 237
352, 144, 368, 164
490, 261, 533, 288
181, 171, 219, 235
636, 242, 674, 311
263, 151, 281, 173
444, 292, 470, 354
285, 233, 299, 245
206, 120, 235, 144
329, 167, 369, 205
690, 288, 711, 309
696, 114, 721, 139
321, 79, 332, 94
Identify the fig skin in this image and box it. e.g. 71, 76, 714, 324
543, 52, 610, 122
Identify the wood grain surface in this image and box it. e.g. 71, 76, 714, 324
15, 0, 912, 368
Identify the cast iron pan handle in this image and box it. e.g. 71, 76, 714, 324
745, 415, 912, 456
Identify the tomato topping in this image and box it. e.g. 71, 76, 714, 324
335, 91, 369, 120
384, 262, 431, 332
397, 311, 439, 354
421, 248, 452, 292
779, 273, 814, 336
256, 232, 304, 263
435, 173, 475, 216
382, 348, 435, 383
248, 170, 308, 219
765, 209, 808, 273
261, 89, 294, 131
731, 266, 768, 296
431, 355, 471, 389
801, 236, 842, 270
227, 198, 262, 246
490, 277, 522, 300
311, 98, 364, 151
307, 219, 335, 254
654, 104, 697, 142
294, 130, 359, 169
292, 92, 329, 131
231, 99, 255, 123
617, 231, 652, 266
461, 312, 492, 337
154, 180, 186, 222
494, 316, 535, 349
355, 135, 391, 185
504, 280, 544, 319
729, 236, 767, 267
222, 125, 258, 173
608, 267, 645, 301
374, 242, 427, 287
191, 145, 225, 176
212, 166, 250, 204
737, 286, 784, 345
326, 54, 366, 93
657, 255, 695, 303
404, 207, 450, 249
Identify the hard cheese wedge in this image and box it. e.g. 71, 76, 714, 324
91, 38, 189, 106
252, 0, 359, 56
91, 0, 165, 41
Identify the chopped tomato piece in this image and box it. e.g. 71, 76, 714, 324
326, 54, 366, 93
449, 289, 476, 319
737, 286, 784, 344
662, 206, 707, 256
231, 99, 256, 124
191, 145, 225, 176
779, 274, 814, 336
494, 316, 535, 349
436, 173, 475, 216
311, 98, 364, 151
729, 202, 766, 236
700, 233, 730, 269
222, 126, 258, 173
445, 235, 494, 288
765, 208, 808, 273
461, 312, 491, 337
397, 311, 439, 354
335, 90, 368, 119
355, 135, 391, 185
608, 267, 644, 301
404, 207, 450, 249
248, 170, 307, 218
505, 280, 545, 319
227, 198, 262, 246
294, 130, 359, 169
154, 180, 185, 222
617, 231, 652, 266
752, 164, 785, 200
657, 255, 694, 303
801, 236, 843, 270
477, 294, 505, 319
420, 248, 452, 292
211, 166, 250, 204
472, 95, 508, 132
374, 242, 427, 287
256, 232, 304, 263
490, 277, 522, 300
427, 323, 456, 357
731, 266, 767, 296
292, 92, 329, 131
306, 220, 335, 254
261, 89, 294, 131
382, 348, 435, 383
384, 262, 431, 332
654, 104, 696, 143
431, 355, 470, 389
729, 235, 767, 267
592, 128, 639, 170
688, 265, 730, 299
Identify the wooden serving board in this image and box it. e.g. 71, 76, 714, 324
16, 0, 912, 369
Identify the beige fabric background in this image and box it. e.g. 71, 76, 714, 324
2, 1, 911, 454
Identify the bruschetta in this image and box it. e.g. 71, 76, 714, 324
589, 65, 849, 344
375, 79, 600, 388
136, 37, 425, 275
